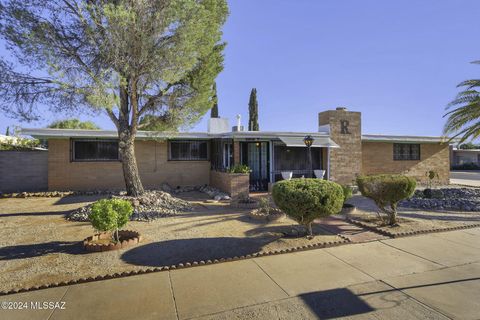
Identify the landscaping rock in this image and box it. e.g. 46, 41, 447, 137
67, 190, 193, 222
401, 188, 480, 211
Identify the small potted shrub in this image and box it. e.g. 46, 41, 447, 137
228, 164, 251, 174
272, 178, 344, 238
84, 198, 141, 252
356, 174, 416, 226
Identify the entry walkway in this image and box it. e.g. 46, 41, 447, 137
2, 228, 480, 320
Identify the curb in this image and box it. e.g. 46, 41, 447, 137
0, 237, 350, 296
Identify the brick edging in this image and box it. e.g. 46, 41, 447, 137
346, 217, 480, 239
0, 237, 350, 296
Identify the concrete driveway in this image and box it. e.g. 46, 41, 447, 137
450, 170, 480, 187
2, 228, 480, 320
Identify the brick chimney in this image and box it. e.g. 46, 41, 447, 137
318, 107, 362, 184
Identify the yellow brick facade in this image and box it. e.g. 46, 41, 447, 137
48, 139, 210, 191
361, 142, 450, 185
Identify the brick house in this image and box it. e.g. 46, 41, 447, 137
20, 107, 451, 195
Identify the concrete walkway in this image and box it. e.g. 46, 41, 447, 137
2, 228, 480, 320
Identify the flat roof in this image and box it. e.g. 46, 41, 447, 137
20, 128, 456, 145
361, 134, 452, 143
19, 128, 331, 140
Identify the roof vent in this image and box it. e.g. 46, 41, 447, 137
232, 114, 244, 132
336, 107, 348, 111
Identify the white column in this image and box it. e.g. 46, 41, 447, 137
327, 147, 331, 180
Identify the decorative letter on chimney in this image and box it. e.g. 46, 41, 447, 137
340, 120, 350, 134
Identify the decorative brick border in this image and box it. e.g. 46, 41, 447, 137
84, 230, 141, 252
0, 237, 350, 296
347, 217, 480, 238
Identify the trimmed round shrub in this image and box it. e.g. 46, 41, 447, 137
272, 178, 344, 237
89, 199, 134, 242
356, 174, 416, 225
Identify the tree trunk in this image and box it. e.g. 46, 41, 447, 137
119, 132, 144, 197
388, 211, 397, 225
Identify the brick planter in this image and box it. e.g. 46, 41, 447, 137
83, 230, 141, 252
210, 170, 249, 199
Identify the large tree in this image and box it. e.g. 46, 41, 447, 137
0, 0, 228, 196
444, 61, 480, 143
48, 119, 100, 130
248, 88, 259, 131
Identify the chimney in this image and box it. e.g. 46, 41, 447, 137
232, 114, 244, 132
318, 107, 362, 184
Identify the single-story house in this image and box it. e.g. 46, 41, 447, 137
20, 107, 451, 196
450, 148, 480, 168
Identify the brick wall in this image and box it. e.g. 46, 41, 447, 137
233, 140, 240, 165
210, 170, 249, 199
319, 109, 362, 185
362, 142, 450, 185
48, 139, 211, 191
0, 151, 48, 192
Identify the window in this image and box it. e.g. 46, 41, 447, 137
169, 140, 209, 160
223, 143, 233, 168
393, 143, 420, 161
72, 139, 119, 161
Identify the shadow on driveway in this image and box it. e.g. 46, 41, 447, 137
300, 288, 374, 319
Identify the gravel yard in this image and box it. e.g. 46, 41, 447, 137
348, 195, 480, 235
0, 192, 341, 292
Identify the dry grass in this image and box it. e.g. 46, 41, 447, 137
0, 192, 341, 292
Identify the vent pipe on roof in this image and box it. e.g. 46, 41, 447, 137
232, 114, 244, 132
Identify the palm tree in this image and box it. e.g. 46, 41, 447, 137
444, 61, 480, 143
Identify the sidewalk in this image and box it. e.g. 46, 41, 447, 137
2, 228, 480, 320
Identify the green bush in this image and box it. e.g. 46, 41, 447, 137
228, 164, 251, 174
341, 185, 353, 205
272, 178, 344, 237
89, 199, 134, 242
356, 174, 416, 225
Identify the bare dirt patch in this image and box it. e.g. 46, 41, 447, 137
0, 192, 341, 292
347, 195, 480, 236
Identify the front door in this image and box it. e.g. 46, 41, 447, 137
240, 142, 270, 191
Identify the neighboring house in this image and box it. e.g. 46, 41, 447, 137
450, 148, 480, 167
20, 107, 452, 193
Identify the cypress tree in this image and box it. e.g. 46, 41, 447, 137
248, 88, 259, 131
5, 126, 10, 136
210, 82, 219, 118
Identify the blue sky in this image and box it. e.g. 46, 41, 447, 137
1, 0, 480, 136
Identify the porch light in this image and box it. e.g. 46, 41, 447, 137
303, 135, 314, 147
304, 135, 314, 178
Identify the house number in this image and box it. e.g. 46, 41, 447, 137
340, 120, 350, 134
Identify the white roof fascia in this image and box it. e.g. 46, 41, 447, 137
20, 128, 216, 140
362, 134, 451, 144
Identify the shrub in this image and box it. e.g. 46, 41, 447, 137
228, 164, 251, 174
272, 178, 344, 237
341, 185, 353, 205
356, 174, 416, 225
425, 170, 439, 189
89, 199, 134, 242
